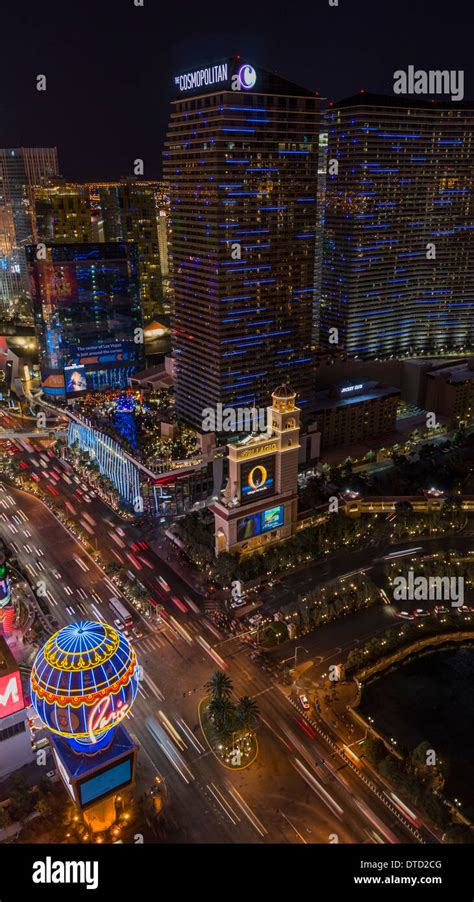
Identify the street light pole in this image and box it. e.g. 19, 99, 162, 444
294, 645, 308, 669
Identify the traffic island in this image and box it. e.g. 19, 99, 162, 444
259, 621, 288, 647
198, 697, 258, 770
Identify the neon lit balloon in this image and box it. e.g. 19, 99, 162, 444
30, 620, 139, 752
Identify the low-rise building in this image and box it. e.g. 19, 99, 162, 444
313, 380, 400, 451
425, 359, 474, 427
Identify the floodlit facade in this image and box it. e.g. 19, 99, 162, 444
0, 147, 58, 317
321, 94, 474, 358
164, 57, 321, 428
27, 242, 144, 397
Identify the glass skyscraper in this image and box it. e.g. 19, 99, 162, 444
164, 57, 321, 428
0, 147, 58, 318
321, 94, 474, 358
98, 180, 165, 322
27, 242, 144, 398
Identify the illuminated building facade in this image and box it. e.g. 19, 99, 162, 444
313, 380, 400, 450
0, 147, 58, 317
67, 411, 215, 516
34, 181, 97, 244
164, 58, 321, 428
98, 180, 166, 321
30, 621, 139, 828
321, 94, 474, 358
27, 242, 145, 397
425, 359, 474, 427
211, 385, 300, 554
34, 179, 170, 321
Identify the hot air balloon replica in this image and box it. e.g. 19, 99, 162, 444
30, 620, 139, 830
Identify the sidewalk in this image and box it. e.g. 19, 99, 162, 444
290, 661, 363, 747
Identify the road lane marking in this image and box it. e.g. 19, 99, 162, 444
207, 783, 239, 826
226, 784, 267, 837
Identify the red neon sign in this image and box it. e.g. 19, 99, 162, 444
0, 671, 25, 718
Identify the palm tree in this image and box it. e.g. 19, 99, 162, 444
34, 797, 51, 819
234, 696, 259, 732
205, 671, 233, 700
208, 697, 236, 736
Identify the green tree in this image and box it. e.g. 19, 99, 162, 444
34, 797, 51, 818
234, 697, 259, 733
205, 671, 233, 700
362, 738, 387, 767
208, 697, 236, 736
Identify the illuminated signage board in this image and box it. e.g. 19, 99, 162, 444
64, 364, 87, 398
174, 61, 257, 95
175, 63, 228, 93
261, 505, 284, 532
340, 384, 363, 395
236, 441, 277, 461
237, 513, 261, 542
240, 455, 275, 503
0, 671, 24, 719
78, 756, 133, 807
237, 64, 257, 89
237, 504, 284, 542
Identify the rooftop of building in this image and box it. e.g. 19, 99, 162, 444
314, 380, 400, 411
426, 359, 474, 383
330, 91, 473, 110
172, 56, 322, 101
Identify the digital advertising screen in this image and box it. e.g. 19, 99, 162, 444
39, 262, 77, 304
240, 455, 275, 503
78, 757, 132, 807
261, 505, 284, 532
64, 364, 87, 398
237, 513, 261, 543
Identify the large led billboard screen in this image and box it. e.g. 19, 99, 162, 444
64, 364, 87, 398
237, 504, 284, 543
240, 455, 275, 503
78, 756, 133, 807
236, 513, 261, 542
261, 505, 284, 532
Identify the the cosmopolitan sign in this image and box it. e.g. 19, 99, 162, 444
175, 63, 229, 93
175, 62, 257, 94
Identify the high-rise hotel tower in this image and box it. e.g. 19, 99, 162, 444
164, 57, 321, 428
0, 147, 58, 317
321, 94, 473, 358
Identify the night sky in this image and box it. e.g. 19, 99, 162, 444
1, 0, 471, 181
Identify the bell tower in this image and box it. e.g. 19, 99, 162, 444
269, 385, 301, 496
211, 384, 301, 555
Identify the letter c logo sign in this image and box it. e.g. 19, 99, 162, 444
238, 65, 257, 90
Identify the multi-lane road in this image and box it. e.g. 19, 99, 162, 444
0, 434, 429, 845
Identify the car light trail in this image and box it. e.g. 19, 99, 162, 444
293, 758, 344, 819
195, 634, 228, 669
